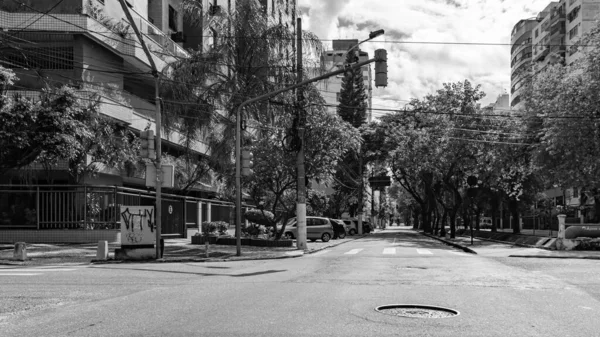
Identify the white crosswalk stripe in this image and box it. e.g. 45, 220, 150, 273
416, 249, 433, 255
449, 251, 471, 256
383, 248, 396, 255
344, 249, 363, 255
0, 267, 80, 276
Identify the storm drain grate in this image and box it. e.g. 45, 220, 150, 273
376, 305, 459, 318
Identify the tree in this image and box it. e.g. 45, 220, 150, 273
331, 47, 370, 216
164, 0, 323, 196
0, 66, 138, 181
246, 87, 361, 239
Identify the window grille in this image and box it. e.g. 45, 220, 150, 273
1, 46, 74, 70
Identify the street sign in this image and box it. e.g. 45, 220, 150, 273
145, 164, 175, 188
369, 175, 391, 188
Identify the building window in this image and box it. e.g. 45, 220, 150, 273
168, 5, 178, 31
535, 29, 539, 38
568, 5, 580, 22
569, 23, 580, 39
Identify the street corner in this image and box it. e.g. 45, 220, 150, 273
418, 231, 477, 254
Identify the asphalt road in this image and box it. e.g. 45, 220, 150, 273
1, 227, 600, 336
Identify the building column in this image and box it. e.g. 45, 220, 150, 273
197, 201, 202, 232
207, 202, 212, 223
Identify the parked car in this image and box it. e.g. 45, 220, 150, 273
480, 217, 493, 229
329, 219, 347, 239
284, 216, 335, 242
342, 219, 373, 235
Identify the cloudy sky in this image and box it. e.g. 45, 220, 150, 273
298, 0, 550, 115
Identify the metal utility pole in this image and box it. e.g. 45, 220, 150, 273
357, 153, 363, 235
296, 18, 307, 250
118, 0, 162, 259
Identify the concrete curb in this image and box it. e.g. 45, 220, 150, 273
468, 236, 548, 249
418, 232, 477, 254
508, 254, 600, 260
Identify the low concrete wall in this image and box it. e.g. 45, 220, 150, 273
0, 230, 120, 244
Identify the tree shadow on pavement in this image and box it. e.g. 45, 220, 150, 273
89, 266, 287, 277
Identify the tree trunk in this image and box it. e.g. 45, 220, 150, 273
509, 198, 520, 234
449, 209, 458, 238
440, 209, 447, 237
413, 208, 420, 229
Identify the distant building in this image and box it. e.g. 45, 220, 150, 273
319, 39, 373, 122
510, 0, 600, 108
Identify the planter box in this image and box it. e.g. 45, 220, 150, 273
216, 237, 236, 245
191, 235, 217, 245
249, 239, 293, 247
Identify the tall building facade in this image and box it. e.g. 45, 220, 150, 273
0, 0, 200, 186
510, 18, 537, 108
320, 39, 373, 122
511, 0, 600, 108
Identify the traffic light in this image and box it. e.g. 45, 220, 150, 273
374, 49, 388, 88
241, 149, 254, 176
140, 130, 156, 160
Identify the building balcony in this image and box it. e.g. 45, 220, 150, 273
533, 45, 550, 61
511, 38, 532, 56
549, 10, 566, 27
0, 10, 189, 73
6, 89, 209, 155
549, 25, 566, 39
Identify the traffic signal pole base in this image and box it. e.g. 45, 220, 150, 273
296, 203, 307, 250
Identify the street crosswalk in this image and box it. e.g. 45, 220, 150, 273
0, 266, 83, 276
310, 248, 474, 257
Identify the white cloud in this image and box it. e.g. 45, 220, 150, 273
299, 0, 550, 111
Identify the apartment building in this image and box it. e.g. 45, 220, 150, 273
0, 0, 296, 241
511, 0, 600, 107
320, 39, 373, 122
510, 18, 537, 108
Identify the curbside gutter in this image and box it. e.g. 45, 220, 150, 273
418, 231, 477, 254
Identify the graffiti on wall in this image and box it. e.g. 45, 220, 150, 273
120, 206, 155, 246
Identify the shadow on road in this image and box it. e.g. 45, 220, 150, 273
89, 266, 287, 278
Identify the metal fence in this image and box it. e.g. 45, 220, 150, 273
0, 185, 236, 233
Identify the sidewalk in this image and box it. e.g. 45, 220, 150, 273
0, 232, 372, 266
420, 231, 600, 260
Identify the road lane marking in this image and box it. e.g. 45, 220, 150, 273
416, 249, 433, 255
344, 249, 363, 255
449, 251, 470, 256
0, 273, 42, 276
383, 248, 396, 255
0, 268, 76, 272
312, 250, 331, 256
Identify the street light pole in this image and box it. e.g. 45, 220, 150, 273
296, 18, 307, 250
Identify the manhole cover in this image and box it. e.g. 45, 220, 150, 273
376, 305, 459, 318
